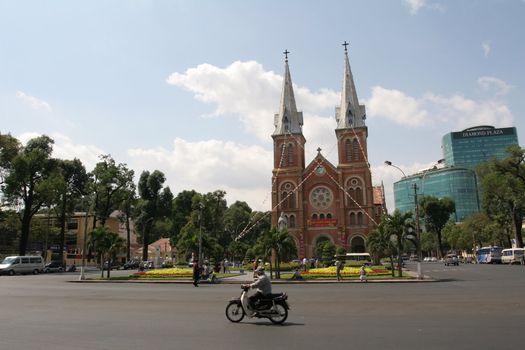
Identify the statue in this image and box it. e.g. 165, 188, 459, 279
278, 212, 288, 231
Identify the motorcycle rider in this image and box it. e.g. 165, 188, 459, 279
243, 266, 272, 310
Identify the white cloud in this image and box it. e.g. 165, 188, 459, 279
166, 61, 338, 143
367, 86, 513, 130
367, 86, 430, 127
403, 0, 445, 15
477, 76, 512, 96
404, 0, 427, 14
16, 91, 52, 111
424, 93, 513, 129
127, 138, 274, 211
17, 132, 105, 171
482, 41, 491, 57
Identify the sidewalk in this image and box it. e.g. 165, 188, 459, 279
71, 269, 435, 284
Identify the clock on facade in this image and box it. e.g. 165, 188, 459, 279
310, 186, 333, 209
315, 165, 326, 176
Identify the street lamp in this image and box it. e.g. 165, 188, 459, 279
385, 160, 423, 279
198, 202, 204, 265
71, 186, 90, 281
384, 160, 407, 178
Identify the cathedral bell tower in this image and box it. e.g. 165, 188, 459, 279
335, 42, 374, 240
271, 50, 305, 229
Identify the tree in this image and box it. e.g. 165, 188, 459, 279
89, 155, 134, 228
117, 182, 137, 261
170, 190, 197, 246
3, 135, 59, 255
419, 196, 455, 258
0, 133, 21, 186
52, 159, 88, 263
87, 226, 125, 279
460, 212, 505, 249
136, 170, 173, 261
479, 146, 525, 248
366, 219, 396, 275
259, 227, 296, 279
383, 209, 414, 277
0, 210, 20, 254
223, 201, 252, 260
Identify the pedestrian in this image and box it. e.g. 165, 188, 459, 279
302, 257, 308, 272
253, 258, 259, 278
192, 258, 200, 287
224, 259, 229, 273
335, 258, 343, 281
359, 265, 367, 282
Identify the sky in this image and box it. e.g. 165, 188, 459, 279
1, 0, 524, 212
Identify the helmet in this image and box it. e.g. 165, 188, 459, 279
255, 266, 265, 275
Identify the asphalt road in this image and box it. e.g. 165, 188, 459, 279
0, 263, 524, 350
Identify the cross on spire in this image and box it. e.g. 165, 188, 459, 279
283, 49, 290, 62
342, 41, 349, 53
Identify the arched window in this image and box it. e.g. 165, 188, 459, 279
327, 213, 332, 219
289, 215, 296, 228
288, 192, 296, 209
355, 187, 363, 204
281, 191, 288, 209
312, 213, 318, 220
287, 143, 294, 166
320, 213, 325, 219
353, 139, 360, 161
349, 212, 356, 225
345, 139, 352, 162
347, 178, 365, 206
357, 212, 364, 225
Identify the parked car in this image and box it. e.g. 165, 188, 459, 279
43, 261, 64, 273
444, 254, 459, 266
161, 261, 173, 268
0, 256, 44, 275
102, 261, 120, 270
142, 261, 154, 269
122, 260, 140, 270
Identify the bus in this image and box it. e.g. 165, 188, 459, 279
501, 248, 525, 264
338, 253, 372, 265
475, 246, 503, 264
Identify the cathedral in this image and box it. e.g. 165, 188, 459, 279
271, 45, 385, 259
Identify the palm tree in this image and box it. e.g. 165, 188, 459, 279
254, 228, 297, 279
383, 210, 414, 278
87, 227, 108, 278
366, 220, 396, 277
105, 231, 125, 279
88, 226, 125, 279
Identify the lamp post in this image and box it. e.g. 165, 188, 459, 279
198, 202, 204, 265
79, 194, 90, 281
385, 160, 422, 279
384, 160, 406, 178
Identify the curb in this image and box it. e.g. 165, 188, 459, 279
69, 276, 437, 284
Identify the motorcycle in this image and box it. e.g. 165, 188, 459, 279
225, 285, 290, 324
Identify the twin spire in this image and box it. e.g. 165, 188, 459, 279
273, 50, 303, 136
273, 43, 366, 136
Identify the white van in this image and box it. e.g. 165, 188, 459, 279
501, 248, 525, 265
0, 256, 44, 275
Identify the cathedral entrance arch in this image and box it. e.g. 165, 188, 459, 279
313, 234, 334, 260
349, 236, 366, 253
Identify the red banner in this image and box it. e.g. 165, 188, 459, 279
307, 219, 337, 227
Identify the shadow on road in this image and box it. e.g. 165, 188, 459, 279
239, 321, 305, 327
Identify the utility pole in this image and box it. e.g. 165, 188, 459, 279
413, 183, 422, 279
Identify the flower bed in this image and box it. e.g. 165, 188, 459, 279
300, 266, 390, 279
132, 267, 193, 279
